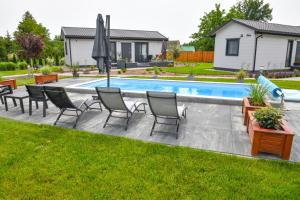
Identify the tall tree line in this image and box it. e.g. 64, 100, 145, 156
0, 11, 64, 65
190, 0, 273, 51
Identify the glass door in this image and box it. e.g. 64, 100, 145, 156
285, 40, 294, 67
295, 41, 300, 66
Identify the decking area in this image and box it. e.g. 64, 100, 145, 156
0, 78, 299, 162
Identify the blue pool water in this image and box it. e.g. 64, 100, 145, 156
76, 78, 250, 99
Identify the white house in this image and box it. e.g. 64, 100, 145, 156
61, 27, 168, 66
211, 19, 300, 71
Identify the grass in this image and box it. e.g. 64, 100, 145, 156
127, 76, 300, 90
161, 63, 234, 75
0, 117, 299, 199
0, 69, 30, 76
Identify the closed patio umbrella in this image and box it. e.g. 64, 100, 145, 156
92, 14, 111, 87
161, 40, 167, 61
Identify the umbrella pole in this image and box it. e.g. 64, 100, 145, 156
106, 15, 111, 87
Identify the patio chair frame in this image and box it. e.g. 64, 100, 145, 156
26, 85, 49, 117
44, 86, 88, 128
146, 91, 187, 139
0, 85, 13, 105
96, 87, 146, 130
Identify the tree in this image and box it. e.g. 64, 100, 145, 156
14, 11, 49, 40
5, 31, 14, 53
228, 0, 272, 22
0, 37, 8, 61
190, 4, 226, 50
16, 33, 45, 66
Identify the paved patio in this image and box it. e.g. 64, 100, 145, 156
0, 78, 299, 162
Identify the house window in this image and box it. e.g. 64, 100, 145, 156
295, 41, 300, 66
110, 42, 117, 62
64, 41, 68, 56
226, 38, 240, 56
135, 42, 148, 62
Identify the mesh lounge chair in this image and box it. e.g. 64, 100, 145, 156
26, 85, 49, 117
95, 87, 146, 130
146, 91, 187, 139
43, 86, 88, 128
0, 85, 13, 105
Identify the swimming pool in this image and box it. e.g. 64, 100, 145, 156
69, 78, 250, 99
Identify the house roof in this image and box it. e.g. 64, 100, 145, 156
61, 27, 168, 41
180, 46, 195, 52
211, 19, 300, 37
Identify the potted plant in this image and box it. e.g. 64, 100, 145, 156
35, 66, 58, 84
247, 107, 294, 160
242, 84, 269, 125
70, 64, 80, 78
0, 76, 17, 89
236, 68, 246, 83
152, 66, 160, 79
188, 66, 194, 80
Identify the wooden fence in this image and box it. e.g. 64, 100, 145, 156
175, 51, 214, 63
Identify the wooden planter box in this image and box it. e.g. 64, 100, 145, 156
242, 97, 269, 125
35, 74, 58, 84
247, 111, 294, 160
0, 79, 17, 89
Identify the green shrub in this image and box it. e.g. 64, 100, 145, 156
236, 68, 247, 80
154, 66, 160, 75
0, 62, 17, 71
254, 107, 283, 129
40, 66, 52, 75
121, 68, 127, 73
117, 70, 122, 74
51, 66, 64, 73
249, 84, 268, 106
18, 61, 28, 70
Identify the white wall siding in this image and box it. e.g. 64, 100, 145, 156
63, 38, 163, 66
214, 22, 255, 70
148, 41, 163, 57
255, 35, 300, 70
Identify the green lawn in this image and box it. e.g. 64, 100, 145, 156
161, 63, 234, 75
127, 76, 300, 90
0, 69, 30, 76
0, 117, 299, 199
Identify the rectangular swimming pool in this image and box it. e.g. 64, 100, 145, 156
69, 78, 250, 99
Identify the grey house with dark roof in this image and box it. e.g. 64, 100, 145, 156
61, 27, 168, 66
211, 19, 300, 71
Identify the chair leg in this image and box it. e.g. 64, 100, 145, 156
73, 110, 82, 129
45, 101, 48, 109
54, 109, 65, 125
124, 112, 131, 131
103, 112, 112, 128
35, 101, 39, 109
12, 99, 17, 107
0, 96, 3, 104
42, 101, 47, 117
150, 118, 157, 136
176, 119, 180, 139
29, 99, 32, 116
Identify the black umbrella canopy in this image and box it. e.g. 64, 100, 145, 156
92, 14, 108, 73
161, 40, 167, 60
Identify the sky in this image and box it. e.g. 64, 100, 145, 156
0, 0, 299, 43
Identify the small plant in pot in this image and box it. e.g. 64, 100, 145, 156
71, 64, 80, 78
254, 107, 283, 130
242, 84, 269, 125
35, 66, 58, 84
40, 66, 52, 75
188, 67, 194, 80
248, 107, 294, 160
236, 68, 246, 83
152, 66, 160, 79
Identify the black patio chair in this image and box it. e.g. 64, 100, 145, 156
25, 85, 49, 117
95, 87, 146, 130
43, 86, 89, 128
0, 85, 14, 105
146, 91, 187, 139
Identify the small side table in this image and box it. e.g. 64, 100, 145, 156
4, 93, 29, 113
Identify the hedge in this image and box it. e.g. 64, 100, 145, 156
0, 62, 17, 71
17, 61, 28, 70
